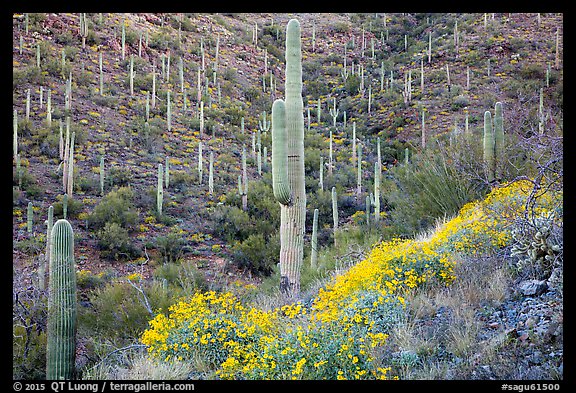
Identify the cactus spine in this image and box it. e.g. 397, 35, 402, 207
46, 219, 76, 380
271, 19, 306, 295
310, 208, 319, 270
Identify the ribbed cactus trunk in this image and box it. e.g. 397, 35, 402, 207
157, 163, 163, 216
46, 219, 76, 380
310, 208, 319, 270
271, 19, 306, 296
493, 102, 504, 181
483, 111, 495, 182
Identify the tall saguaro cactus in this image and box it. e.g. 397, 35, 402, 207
46, 219, 77, 380
310, 208, 319, 270
157, 163, 164, 216
483, 110, 495, 182
271, 19, 306, 296
493, 101, 504, 180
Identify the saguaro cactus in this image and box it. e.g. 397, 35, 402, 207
374, 161, 381, 222
27, 202, 33, 233
46, 219, 77, 380
331, 186, 338, 246
271, 19, 306, 296
494, 101, 504, 180
310, 208, 319, 270
99, 156, 105, 196
157, 163, 164, 216
79, 13, 88, 50
483, 110, 495, 182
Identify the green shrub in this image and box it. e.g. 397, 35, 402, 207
88, 187, 139, 231
78, 280, 173, 343
153, 261, 208, 294
231, 232, 280, 276
155, 228, 189, 264
386, 147, 485, 236
97, 222, 140, 260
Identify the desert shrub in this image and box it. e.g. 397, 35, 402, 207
231, 232, 280, 276
153, 261, 208, 294
386, 146, 485, 236
96, 222, 140, 260
52, 194, 83, 219
155, 228, 189, 265
88, 187, 139, 231
13, 284, 47, 379
211, 205, 252, 243
78, 280, 172, 344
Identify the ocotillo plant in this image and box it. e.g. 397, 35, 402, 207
310, 208, 319, 270
271, 19, 306, 296
483, 110, 495, 182
46, 219, 77, 380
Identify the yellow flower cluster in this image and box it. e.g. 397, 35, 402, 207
141, 180, 561, 379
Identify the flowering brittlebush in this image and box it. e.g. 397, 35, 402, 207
141, 180, 561, 379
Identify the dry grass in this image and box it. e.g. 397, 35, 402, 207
83, 348, 196, 380
382, 253, 513, 379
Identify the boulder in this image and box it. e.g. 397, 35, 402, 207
518, 279, 548, 297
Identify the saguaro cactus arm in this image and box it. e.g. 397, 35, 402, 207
271, 99, 291, 205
